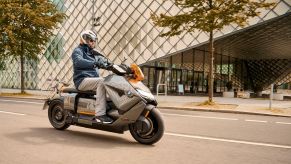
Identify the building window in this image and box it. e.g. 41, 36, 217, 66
216, 64, 233, 75
52, 0, 67, 12
44, 34, 65, 63
0, 60, 5, 70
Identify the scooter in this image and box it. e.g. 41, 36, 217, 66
42, 63, 164, 145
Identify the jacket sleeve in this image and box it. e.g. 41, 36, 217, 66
92, 50, 112, 70
95, 55, 113, 69
72, 49, 95, 69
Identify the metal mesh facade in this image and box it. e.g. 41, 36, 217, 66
0, 0, 290, 90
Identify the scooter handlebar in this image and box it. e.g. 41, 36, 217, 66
110, 64, 133, 76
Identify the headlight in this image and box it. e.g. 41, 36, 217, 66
136, 89, 155, 101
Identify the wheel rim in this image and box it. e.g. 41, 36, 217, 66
133, 115, 158, 139
141, 118, 154, 136
52, 106, 65, 125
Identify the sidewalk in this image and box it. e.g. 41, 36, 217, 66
156, 95, 291, 117
1, 93, 291, 117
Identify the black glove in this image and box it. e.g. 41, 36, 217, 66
103, 62, 113, 70
93, 62, 98, 68
119, 64, 133, 74
94, 58, 113, 70
106, 62, 114, 71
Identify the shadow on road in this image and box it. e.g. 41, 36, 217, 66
6, 127, 155, 148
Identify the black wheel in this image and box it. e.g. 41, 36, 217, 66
129, 108, 164, 145
48, 102, 70, 130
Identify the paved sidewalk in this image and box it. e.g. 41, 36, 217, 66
1, 93, 291, 117
156, 95, 291, 117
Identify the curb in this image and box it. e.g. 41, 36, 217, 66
0, 96, 46, 101
158, 106, 291, 118
2, 96, 291, 118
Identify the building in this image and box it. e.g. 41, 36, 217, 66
1, 0, 290, 95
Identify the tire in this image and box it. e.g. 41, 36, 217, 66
129, 108, 164, 145
48, 102, 70, 130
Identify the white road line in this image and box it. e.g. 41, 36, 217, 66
245, 119, 268, 123
165, 132, 291, 149
163, 113, 238, 121
0, 110, 26, 116
0, 99, 43, 105
276, 122, 291, 125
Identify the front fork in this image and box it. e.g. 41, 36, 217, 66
143, 104, 156, 117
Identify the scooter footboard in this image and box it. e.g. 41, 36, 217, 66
68, 101, 146, 134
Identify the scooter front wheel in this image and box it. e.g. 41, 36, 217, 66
48, 102, 70, 130
129, 108, 164, 145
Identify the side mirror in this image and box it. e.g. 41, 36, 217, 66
93, 16, 101, 27
122, 57, 127, 64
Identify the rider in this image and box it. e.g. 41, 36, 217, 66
72, 30, 113, 124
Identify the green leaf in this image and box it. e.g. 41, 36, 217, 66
0, 0, 66, 60
151, 0, 275, 35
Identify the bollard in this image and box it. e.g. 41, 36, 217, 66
269, 84, 274, 109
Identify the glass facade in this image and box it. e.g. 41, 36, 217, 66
0, 0, 290, 93
141, 48, 247, 94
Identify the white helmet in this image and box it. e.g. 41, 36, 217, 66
80, 30, 97, 44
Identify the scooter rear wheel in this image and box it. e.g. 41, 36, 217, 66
129, 108, 164, 145
48, 102, 70, 130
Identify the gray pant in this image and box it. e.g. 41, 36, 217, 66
78, 77, 106, 116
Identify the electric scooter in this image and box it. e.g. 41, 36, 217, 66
42, 64, 164, 145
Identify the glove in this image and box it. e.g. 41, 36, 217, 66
94, 58, 113, 70
106, 62, 114, 71
119, 64, 133, 74
93, 62, 98, 68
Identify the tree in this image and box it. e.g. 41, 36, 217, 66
0, 0, 66, 93
151, 0, 274, 102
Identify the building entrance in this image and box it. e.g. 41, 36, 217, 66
143, 66, 209, 94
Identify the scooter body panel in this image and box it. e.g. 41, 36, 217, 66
57, 74, 148, 134
104, 74, 144, 114
45, 65, 164, 144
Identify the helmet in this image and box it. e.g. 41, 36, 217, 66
80, 30, 97, 44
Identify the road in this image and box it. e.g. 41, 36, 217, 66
0, 98, 291, 164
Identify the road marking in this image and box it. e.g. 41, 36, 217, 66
0, 110, 26, 116
0, 99, 43, 105
163, 113, 238, 121
165, 132, 291, 149
245, 119, 267, 123
276, 122, 291, 125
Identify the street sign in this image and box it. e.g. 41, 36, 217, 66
178, 84, 184, 95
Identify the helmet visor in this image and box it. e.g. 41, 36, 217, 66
82, 34, 97, 43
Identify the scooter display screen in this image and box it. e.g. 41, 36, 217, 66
113, 65, 126, 74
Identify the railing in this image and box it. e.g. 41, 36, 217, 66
156, 84, 167, 96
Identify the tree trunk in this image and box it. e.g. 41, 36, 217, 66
208, 30, 214, 102
20, 0, 25, 94
20, 41, 25, 93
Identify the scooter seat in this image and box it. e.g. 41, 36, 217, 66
62, 87, 96, 95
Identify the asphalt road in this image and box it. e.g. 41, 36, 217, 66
0, 98, 291, 164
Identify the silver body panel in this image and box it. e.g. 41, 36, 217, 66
63, 93, 76, 111
63, 74, 146, 115
104, 75, 143, 113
